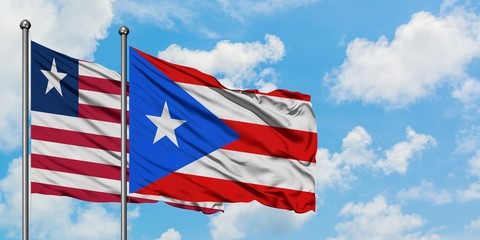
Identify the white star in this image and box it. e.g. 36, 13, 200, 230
146, 102, 186, 147
41, 58, 67, 96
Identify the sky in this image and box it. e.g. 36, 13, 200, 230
1, 0, 480, 239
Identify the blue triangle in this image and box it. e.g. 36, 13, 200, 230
129, 49, 240, 193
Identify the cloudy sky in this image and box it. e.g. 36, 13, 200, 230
1, 0, 480, 239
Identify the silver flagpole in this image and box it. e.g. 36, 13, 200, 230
20, 19, 31, 240
119, 25, 129, 240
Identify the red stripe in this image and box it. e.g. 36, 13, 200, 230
134, 172, 315, 213
31, 125, 122, 152
31, 153, 122, 180
79, 104, 125, 123
79, 75, 122, 95
132, 48, 311, 101
165, 202, 222, 214
222, 120, 317, 162
31, 182, 155, 203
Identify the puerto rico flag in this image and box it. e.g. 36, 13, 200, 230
30, 41, 222, 213
129, 47, 317, 213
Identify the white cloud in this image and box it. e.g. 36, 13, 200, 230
328, 196, 431, 240
465, 216, 480, 233
155, 228, 182, 240
468, 150, 480, 177
434, 216, 480, 239
158, 34, 285, 91
456, 149, 480, 202
44, 204, 119, 240
0, 158, 24, 231
455, 125, 480, 154
339, 126, 376, 167
128, 206, 140, 219
315, 126, 375, 190
375, 127, 436, 175
0, 158, 119, 239
440, 0, 460, 13
8, 0, 114, 60
315, 148, 353, 190
209, 202, 314, 240
0, 0, 114, 151
452, 78, 480, 111
397, 180, 452, 205
457, 182, 480, 202
403, 232, 442, 240
316, 126, 435, 190
326, 7, 480, 108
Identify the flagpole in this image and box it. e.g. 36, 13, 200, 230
119, 25, 129, 240
20, 19, 31, 240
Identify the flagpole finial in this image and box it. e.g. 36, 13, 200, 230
119, 26, 129, 36
19, 19, 31, 30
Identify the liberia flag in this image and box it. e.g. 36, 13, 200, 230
129, 47, 317, 213
30, 41, 222, 213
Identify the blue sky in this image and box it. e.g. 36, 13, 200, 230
1, 0, 480, 239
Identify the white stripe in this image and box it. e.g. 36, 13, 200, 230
78, 90, 129, 110
31, 168, 120, 194
79, 89, 119, 109
32, 111, 120, 137
177, 149, 315, 192
179, 83, 316, 132
31, 140, 121, 166
79, 61, 120, 81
